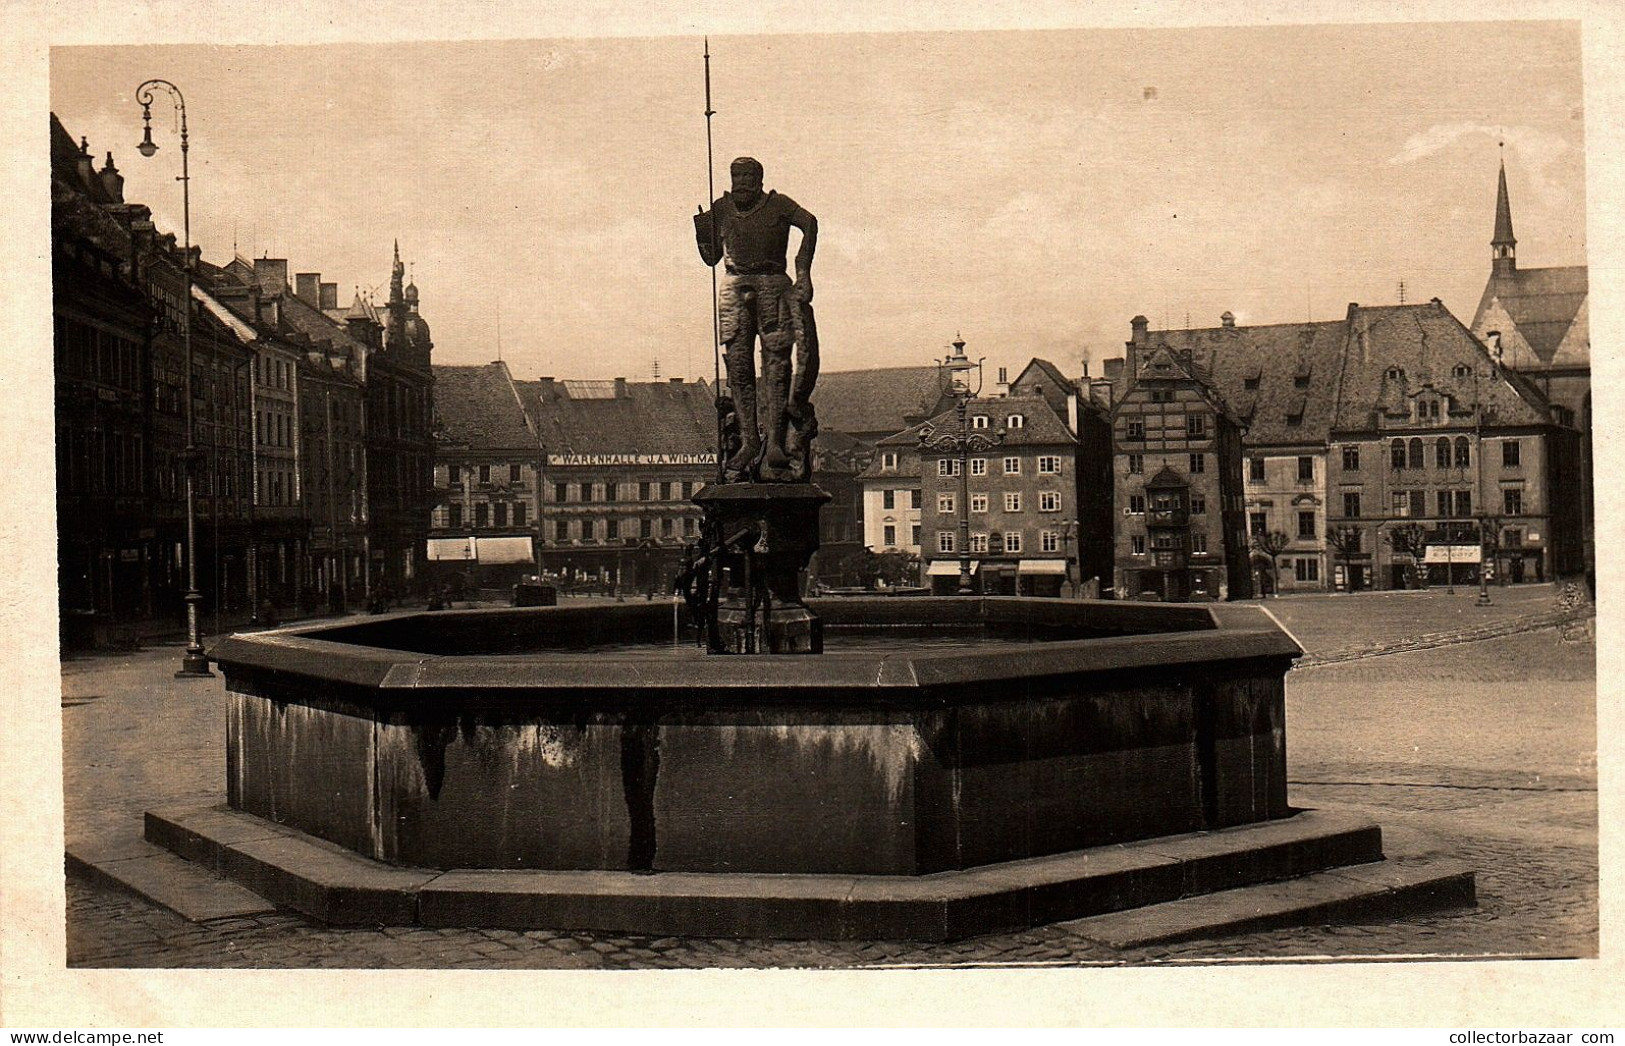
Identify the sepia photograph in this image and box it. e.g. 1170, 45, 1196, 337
5, 0, 1619, 1029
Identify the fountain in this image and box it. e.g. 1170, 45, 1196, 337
141, 161, 1473, 944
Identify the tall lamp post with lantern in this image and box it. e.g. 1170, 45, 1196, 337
136, 78, 211, 677
917, 335, 1002, 595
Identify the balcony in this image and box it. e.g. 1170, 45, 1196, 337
1147, 508, 1189, 528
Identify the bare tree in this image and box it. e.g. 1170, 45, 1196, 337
1384, 522, 1427, 589
1250, 530, 1291, 596
1325, 525, 1365, 592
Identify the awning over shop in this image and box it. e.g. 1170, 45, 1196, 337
926, 559, 980, 576
474, 536, 535, 564
1017, 559, 1068, 576
426, 537, 475, 561
1422, 544, 1481, 564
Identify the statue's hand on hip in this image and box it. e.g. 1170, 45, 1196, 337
794, 273, 814, 304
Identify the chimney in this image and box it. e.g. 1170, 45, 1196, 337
1129, 315, 1150, 346
994, 367, 1010, 398
295, 273, 321, 306
253, 257, 289, 295
75, 137, 94, 189
99, 153, 124, 203
1089, 377, 1115, 411
614, 377, 628, 397
320, 282, 338, 311
1220, 310, 1235, 328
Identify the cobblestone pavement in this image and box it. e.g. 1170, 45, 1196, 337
60, 593, 1597, 969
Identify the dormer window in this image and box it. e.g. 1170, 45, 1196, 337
1452, 364, 1472, 378
882, 452, 897, 469
1244, 376, 1261, 390
1006, 414, 1025, 429
972, 415, 990, 429
1385, 367, 1406, 382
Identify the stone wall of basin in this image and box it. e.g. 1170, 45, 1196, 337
213, 600, 1299, 875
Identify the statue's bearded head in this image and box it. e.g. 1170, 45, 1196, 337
729, 157, 764, 209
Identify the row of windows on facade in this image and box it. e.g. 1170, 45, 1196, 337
1122, 415, 1210, 440
1241, 440, 1523, 484
444, 463, 527, 486
547, 480, 703, 503
439, 502, 528, 529
1126, 493, 1208, 515
933, 491, 1067, 514
1329, 488, 1526, 521
937, 455, 1065, 477
57, 426, 256, 504
550, 517, 697, 542
258, 408, 297, 449
1127, 532, 1212, 556
256, 354, 296, 393
1124, 453, 1206, 475
934, 529, 1072, 555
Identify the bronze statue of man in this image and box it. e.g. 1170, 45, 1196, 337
695, 157, 818, 482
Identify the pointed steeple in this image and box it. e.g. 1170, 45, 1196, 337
1492, 150, 1517, 277
389, 239, 405, 305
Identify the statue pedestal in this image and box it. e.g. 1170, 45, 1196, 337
693, 482, 830, 655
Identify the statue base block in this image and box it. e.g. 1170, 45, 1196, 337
693, 482, 830, 656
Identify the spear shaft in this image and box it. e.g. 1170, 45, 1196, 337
704, 38, 724, 483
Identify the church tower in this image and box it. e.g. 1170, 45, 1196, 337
385, 238, 407, 351
1492, 157, 1517, 278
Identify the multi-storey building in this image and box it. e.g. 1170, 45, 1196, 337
427, 362, 542, 592
1327, 300, 1582, 588
518, 377, 716, 595
367, 243, 436, 599
856, 441, 923, 559
1111, 326, 1252, 601
1469, 158, 1591, 580
52, 116, 261, 640
915, 357, 1113, 597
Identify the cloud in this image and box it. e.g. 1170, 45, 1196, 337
1389, 122, 1571, 173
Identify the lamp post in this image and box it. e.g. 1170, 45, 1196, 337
137, 78, 211, 677
918, 335, 1002, 595
1061, 518, 1079, 598
1476, 515, 1494, 606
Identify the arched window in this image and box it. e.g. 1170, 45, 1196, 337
1408, 438, 1424, 470
1391, 439, 1407, 469
1435, 437, 1451, 469
1452, 364, 1471, 378
1454, 436, 1471, 468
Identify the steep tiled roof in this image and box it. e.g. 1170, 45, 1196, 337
1149, 320, 1346, 446
516, 378, 717, 456
1334, 302, 1552, 431
814, 366, 953, 439
432, 363, 535, 450
1473, 265, 1587, 363
880, 391, 1076, 450
281, 291, 368, 359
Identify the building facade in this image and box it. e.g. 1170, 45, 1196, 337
427, 362, 543, 592
519, 377, 716, 595
1110, 329, 1252, 601
1469, 158, 1591, 580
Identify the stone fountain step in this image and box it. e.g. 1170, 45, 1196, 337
136, 804, 1466, 942
66, 834, 277, 923
1058, 855, 1476, 948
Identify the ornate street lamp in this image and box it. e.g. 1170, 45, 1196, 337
918, 335, 1003, 594
136, 78, 211, 677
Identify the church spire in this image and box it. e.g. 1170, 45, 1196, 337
1492, 149, 1516, 277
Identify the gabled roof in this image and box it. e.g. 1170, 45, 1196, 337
1145, 466, 1187, 490
886, 391, 1078, 451
814, 366, 953, 439
1334, 302, 1552, 431
1473, 265, 1587, 364
1118, 344, 1242, 426
432, 363, 535, 450
1148, 320, 1346, 446
516, 378, 717, 457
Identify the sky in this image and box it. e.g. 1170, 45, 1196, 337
49, 22, 1586, 386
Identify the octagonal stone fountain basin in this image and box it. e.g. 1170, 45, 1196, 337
208, 598, 1301, 877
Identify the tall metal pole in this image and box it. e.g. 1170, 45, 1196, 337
956, 395, 972, 594
138, 78, 211, 677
